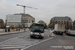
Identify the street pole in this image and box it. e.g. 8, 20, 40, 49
6, 20, 7, 26
5, 20, 7, 32
23, 6, 25, 28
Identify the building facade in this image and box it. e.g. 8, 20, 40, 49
6, 13, 35, 28
73, 21, 75, 30
38, 20, 45, 25
0, 19, 4, 28
38, 20, 47, 28
48, 16, 72, 29
14, 13, 35, 23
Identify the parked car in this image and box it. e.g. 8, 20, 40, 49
65, 29, 75, 35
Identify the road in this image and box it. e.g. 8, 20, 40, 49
0, 30, 75, 50
0, 31, 29, 42
25, 34, 75, 50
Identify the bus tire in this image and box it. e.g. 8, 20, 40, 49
30, 35, 33, 38
40, 37, 44, 39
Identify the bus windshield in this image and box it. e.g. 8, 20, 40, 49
30, 25, 44, 33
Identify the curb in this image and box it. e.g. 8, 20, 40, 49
0, 31, 25, 36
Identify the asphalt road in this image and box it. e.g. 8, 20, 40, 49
0, 30, 53, 50
0, 30, 75, 50
25, 34, 75, 50
0, 31, 29, 42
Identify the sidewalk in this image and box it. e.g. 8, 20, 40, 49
0, 29, 29, 36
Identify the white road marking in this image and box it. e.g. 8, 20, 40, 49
0, 45, 25, 49
21, 49, 24, 50
22, 37, 54, 50
0, 34, 29, 44
0, 36, 54, 50
0, 30, 55, 50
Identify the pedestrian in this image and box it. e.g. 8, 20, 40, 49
19, 28, 20, 31
48, 28, 51, 37
24, 28, 25, 32
8, 28, 10, 32
48, 28, 56, 37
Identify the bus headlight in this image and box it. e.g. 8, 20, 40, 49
41, 33, 44, 37
30, 32, 33, 35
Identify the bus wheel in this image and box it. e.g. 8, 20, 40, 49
30, 35, 33, 38
40, 37, 44, 39
60, 33, 63, 35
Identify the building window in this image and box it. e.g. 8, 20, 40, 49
32, 20, 34, 23
61, 23, 63, 24
29, 21, 30, 23
69, 18, 70, 20
67, 21, 68, 22
25, 20, 28, 23
64, 23, 65, 24
61, 21, 63, 22
64, 21, 66, 23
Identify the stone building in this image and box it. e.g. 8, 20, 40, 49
38, 20, 47, 28
48, 16, 72, 29
0, 19, 4, 28
38, 20, 45, 25
72, 20, 75, 30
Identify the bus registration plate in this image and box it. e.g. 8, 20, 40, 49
35, 33, 39, 35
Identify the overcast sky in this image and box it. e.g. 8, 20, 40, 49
0, 0, 75, 24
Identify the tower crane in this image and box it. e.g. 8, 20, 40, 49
17, 4, 38, 14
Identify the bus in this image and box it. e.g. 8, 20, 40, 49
30, 23, 45, 39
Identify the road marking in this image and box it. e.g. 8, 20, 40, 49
0, 36, 54, 50
22, 37, 54, 50
0, 45, 26, 49
0, 30, 55, 50
0, 34, 30, 44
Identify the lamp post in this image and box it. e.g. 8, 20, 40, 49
5, 20, 7, 32
5, 20, 7, 26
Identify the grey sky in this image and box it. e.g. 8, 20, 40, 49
0, 0, 75, 24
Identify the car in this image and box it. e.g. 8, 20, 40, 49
65, 30, 75, 35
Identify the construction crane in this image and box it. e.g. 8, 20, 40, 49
17, 4, 38, 14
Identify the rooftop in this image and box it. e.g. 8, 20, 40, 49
0, 19, 4, 23
14, 13, 35, 19
38, 20, 44, 23
51, 16, 72, 21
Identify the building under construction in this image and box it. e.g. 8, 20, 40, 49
6, 13, 35, 28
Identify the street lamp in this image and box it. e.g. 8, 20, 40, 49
5, 20, 7, 32
5, 20, 7, 26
